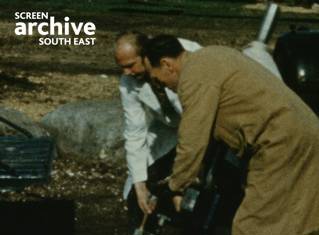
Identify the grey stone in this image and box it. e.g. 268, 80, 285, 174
40, 100, 124, 159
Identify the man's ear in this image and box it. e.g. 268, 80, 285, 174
160, 58, 174, 71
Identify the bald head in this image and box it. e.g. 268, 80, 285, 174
116, 31, 148, 54
114, 31, 149, 79
115, 40, 137, 64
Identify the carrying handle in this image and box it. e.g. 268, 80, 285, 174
0, 116, 33, 138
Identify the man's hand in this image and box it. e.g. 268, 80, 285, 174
172, 195, 183, 212
134, 182, 156, 214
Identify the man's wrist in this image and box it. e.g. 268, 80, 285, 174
134, 181, 149, 196
134, 181, 147, 189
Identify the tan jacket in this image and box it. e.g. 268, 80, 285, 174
169, 46, 319, 235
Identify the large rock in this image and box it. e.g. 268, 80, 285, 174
40, 100, 124, 159
0, 107, 49, 137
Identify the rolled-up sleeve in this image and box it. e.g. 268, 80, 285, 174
119, 76, 151, 183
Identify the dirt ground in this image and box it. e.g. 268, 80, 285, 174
0, 3, 318, 235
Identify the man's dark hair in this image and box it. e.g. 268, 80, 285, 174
116, 30, 149, 56
145, 34, 184, 67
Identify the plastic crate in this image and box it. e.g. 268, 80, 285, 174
0, 116, 55, 191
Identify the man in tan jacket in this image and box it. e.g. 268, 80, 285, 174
144, 34, 319, 235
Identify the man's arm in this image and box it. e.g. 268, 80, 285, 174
119, 76, 153, 213
120, 76, 150, 183
169, 66, 220, 193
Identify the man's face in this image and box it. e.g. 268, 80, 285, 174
144, 57, 179, 91
115, 43, 146, 80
